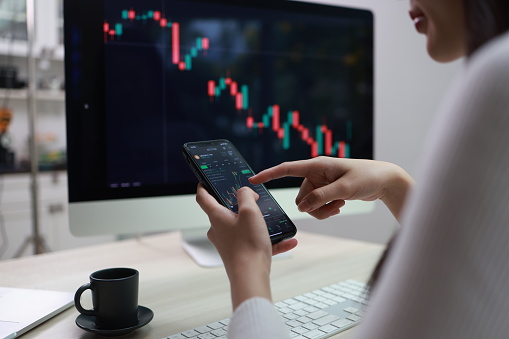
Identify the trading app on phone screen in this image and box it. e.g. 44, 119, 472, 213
187, 141, 294, 238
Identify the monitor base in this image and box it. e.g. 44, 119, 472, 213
181, 229, 291, 268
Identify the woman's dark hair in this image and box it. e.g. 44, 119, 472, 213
464, 0, 509, 56
367, 0, 509, 291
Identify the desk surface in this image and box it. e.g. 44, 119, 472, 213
0, 231, 383, 339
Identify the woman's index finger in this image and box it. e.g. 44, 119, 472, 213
249, 160, 313, 184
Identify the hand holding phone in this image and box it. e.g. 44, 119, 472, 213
182, 139, 297, 244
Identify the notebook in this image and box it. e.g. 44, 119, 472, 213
0, 287, 74, 339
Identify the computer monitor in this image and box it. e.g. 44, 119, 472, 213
64, 0, 374, 266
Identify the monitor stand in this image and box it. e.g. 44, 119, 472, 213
181, 228, 291, 268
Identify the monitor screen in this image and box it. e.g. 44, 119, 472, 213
64, 0, 374, 252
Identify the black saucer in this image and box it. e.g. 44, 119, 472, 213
75, 306, 154, 336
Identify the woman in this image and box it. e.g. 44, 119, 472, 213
196, 0, 509, 337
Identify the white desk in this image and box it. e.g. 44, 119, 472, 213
0, 231, 383, 338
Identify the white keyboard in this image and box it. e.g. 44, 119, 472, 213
163, 279, 368, 339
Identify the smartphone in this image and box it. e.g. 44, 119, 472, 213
182, 139, 297, 244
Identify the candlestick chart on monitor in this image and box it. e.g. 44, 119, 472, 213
102, 0, 373, 188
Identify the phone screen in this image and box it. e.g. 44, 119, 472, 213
183, 139, 296, 242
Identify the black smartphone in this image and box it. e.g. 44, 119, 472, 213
182, 139, 297, 244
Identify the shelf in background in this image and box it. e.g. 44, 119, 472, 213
0, 88, 65, 102
0, 41, 65, 61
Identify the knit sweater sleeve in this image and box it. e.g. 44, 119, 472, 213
227, 297, 289, 339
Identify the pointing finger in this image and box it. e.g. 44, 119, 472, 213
249, 160, 316, 184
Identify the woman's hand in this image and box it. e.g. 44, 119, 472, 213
196, 184, 297, 309
250, 157, 415, 222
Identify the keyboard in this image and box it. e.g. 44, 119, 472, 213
163, 279, 368, 339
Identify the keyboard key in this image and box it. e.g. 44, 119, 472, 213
285, 299, 299, 305
279, 307, 295, 314
283, 312, 300, 320
286, 320, 303, 328
211, 329, 227, 337
344, 307, 359, 314
292, 326, 309, 335
181, 330, 200, 337
319, 324, 339, 333
207, 322, 224, 330
289, 302, 307, 311
296, 316, 313, 324
307, 310, 329, 320
194, 326, 211, 334
294, 309, 309, 316
331, 318, 354, 328
302, 323, 319, 331
332, 296, 346, 303
347, 314, 362, 322
303, 306, 319, 313
321, 293, 336, 299
303, 298, 320, 306
329, 290, 346, 297
313, 314, 340, 326
302, 329, 327, 338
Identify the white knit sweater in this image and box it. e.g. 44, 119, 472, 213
228, 31, 509, 339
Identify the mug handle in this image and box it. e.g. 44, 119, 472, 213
74, 283, 96, 316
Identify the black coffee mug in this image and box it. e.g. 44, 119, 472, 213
75, 267, 139, 330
